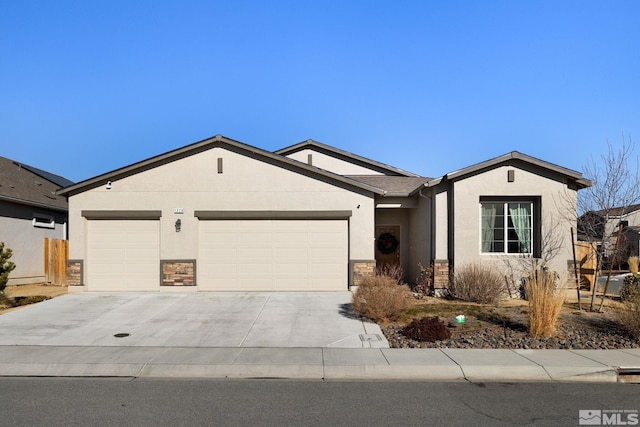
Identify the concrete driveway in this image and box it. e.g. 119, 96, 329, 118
0, 292, 388, 348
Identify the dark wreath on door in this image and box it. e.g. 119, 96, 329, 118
375, 226, 400, 270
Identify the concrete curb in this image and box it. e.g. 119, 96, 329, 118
0, 346, 636, 382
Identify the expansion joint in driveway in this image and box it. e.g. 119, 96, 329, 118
238, 295, 271, 347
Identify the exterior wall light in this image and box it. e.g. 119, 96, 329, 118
175, 219, 181, 232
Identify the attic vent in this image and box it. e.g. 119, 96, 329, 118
507, 170, 515, 182
308, 154, 313, 165
33, 215, 55, 229
217, 157, 223, 174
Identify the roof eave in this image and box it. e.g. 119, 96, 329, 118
432, 151, 588, 187
424, 177, 443, 188
57, 135, 387, 197
0, 194, 68, 212
275, 139, 421, 177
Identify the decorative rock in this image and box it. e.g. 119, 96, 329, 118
381, 321, 640, 350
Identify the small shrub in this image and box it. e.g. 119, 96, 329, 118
413, 262, 433, 297
629, 256, 640, 274
401, 316, 451, 342
352, 273, 413, 323
13, 295, 50, 306
449, 263, 506, 304
620, 274, 640, 302
0, 242, 16, 293
524, 267, 564, 338
617, 299, 640, 340
375, 264, 404, 285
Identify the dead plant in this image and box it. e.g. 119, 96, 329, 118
524, 267, 565, 338
449, 263, 506, 304
413, 262, 433, 297
375, 264, 404, 285
617, 298, 640, 340
352, 273, 412, 323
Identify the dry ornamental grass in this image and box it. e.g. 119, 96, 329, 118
524, 268, 564, 338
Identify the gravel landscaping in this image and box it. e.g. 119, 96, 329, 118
380, 297, 640, 350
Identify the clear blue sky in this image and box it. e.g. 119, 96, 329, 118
2, 1, 638, 183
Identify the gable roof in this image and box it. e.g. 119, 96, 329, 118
0, 156, 71, 211
425, 151, 592, 189
345, 175, 430, 197
57, 135, 387, 197
275, 139, 421, 177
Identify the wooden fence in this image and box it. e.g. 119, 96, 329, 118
575, 241, 597, 291
44, 238, 68, 285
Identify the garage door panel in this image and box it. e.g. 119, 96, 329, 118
237, 247, 273, 259
275, 247, 309, 259
203, 248, 238, 261
275, 263, 308, 274
275, 278, 308, 289
238, 277, 274, 291
209, 265, 237, 275
199, 219, 347, 291
274, 232, 308, 244
309, 247, 344, 260
87, 220, 159, 291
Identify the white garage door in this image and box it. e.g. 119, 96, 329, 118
198, 220, 348, 291
87, 220, 160, 291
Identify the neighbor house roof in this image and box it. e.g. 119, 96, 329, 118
345, 175, 430, 197
425, 151, 593, 189
57, 135, 387, 197
0, 156, 71, 211
590, 204, 640, 218
275, 139, 421, 177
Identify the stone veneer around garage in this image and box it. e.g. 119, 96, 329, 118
350, 260, 376, 287
161, 260, 196, 286
66, 260, 83, 286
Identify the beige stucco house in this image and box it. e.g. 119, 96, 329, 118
57, 134, 591, 292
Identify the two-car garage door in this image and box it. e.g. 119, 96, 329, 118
198, 220, 348, 291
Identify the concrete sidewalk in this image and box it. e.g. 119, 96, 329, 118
1, 345, 640, 382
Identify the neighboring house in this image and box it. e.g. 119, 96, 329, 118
57, 135, 591, 292
0, 157, 73, 285
579, 204, 640, 266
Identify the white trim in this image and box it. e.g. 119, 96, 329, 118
32, 213, 55, 229
479, 201, 533, 255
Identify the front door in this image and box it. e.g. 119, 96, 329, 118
375, 225, 400, 271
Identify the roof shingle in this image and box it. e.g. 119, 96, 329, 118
0, 157, 71, 211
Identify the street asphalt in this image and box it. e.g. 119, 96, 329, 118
0, 292, 639, 382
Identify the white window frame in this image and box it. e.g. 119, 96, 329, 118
33, 214, 55, 229
480, 201, 534, 255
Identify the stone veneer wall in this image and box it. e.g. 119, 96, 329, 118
433, 260, 449, 296
351, 260, 376, 286
67, 260, 83, 286
161, 260, 196, 286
